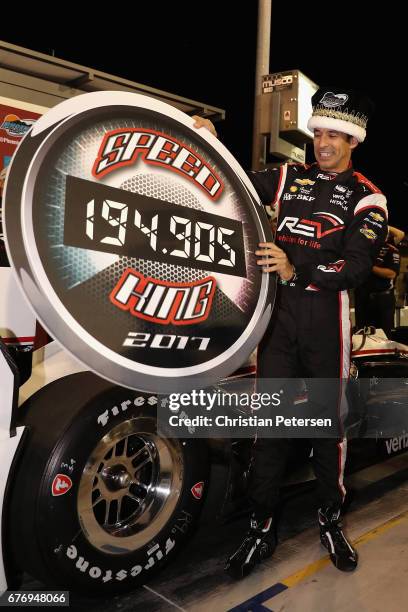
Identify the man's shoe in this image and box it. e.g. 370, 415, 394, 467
225, 515, 276, 579
318, 506, 358, 572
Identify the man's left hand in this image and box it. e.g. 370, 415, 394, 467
256, 242, 294, 280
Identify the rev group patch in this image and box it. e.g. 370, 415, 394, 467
4, 92, 274, 392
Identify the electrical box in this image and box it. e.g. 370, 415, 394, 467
262, 70, 318, 146
258, 70, 318, 165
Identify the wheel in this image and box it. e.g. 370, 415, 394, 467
7, 372, 209, 595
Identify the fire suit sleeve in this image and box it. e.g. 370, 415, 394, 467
295, 194, 388, 291
247, 166, 285, 206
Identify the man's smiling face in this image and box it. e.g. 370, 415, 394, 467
313, 128, 358, 173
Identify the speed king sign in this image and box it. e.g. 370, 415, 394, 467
4, 92, 274, 392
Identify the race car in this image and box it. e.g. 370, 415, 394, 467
1, 323, 407, 596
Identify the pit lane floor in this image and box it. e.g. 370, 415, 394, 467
22, 451, 408, 611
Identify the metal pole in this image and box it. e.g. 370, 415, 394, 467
252, 0, 272, 170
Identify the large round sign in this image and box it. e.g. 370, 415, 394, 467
4, 92, 274, 392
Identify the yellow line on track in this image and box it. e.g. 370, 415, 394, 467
281, 509, 408, 589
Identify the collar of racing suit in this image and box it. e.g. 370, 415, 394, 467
309, 162, 354, 185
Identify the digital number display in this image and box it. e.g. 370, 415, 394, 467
64, 176, 246, 277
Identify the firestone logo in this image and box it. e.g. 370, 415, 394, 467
191, 481, 204, 499
51, 474, 73, 496
92, 128, 223, 200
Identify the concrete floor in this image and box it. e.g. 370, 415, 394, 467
210, 482, 408, 612
22, 452, 408, 611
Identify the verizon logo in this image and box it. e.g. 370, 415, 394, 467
385, 434, 408, 455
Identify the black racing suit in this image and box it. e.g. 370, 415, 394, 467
355, 241, 400, 337
248, 162, 388, 518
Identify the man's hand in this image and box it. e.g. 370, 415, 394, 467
372, 265, 397, 279
256, 242, 294, 280
388, 225, 405, 245
192, 115, 217, 138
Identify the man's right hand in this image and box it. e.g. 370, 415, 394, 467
256, 242, 294, 280
192, 115, 217, 138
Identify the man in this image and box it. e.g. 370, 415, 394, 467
355, 227, 402, 337
193, 87, 388, 577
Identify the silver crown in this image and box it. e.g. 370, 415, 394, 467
313, 105, 368, 129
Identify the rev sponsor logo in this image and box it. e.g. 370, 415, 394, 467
317, 260, 346, 273
317, 172, 337, 181
278, 212, 344, 239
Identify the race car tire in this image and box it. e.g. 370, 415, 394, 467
7, 372, 209, 595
